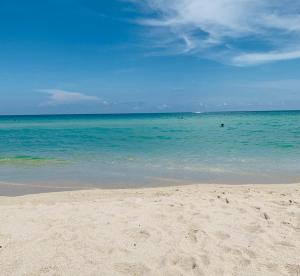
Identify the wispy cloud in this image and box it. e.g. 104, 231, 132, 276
132, 0, 300, 65
232, 50, 300, 66
38, 89, 106, 106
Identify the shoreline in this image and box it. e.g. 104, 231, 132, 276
1, 183, 300, 275
1, 180, 300, 197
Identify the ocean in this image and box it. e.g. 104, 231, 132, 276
1, 111, 300, 195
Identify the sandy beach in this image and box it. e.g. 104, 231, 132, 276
0, 183, 300, 276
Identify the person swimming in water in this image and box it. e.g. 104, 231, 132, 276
220, 123, 224, 127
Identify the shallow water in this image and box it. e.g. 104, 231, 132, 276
1, 111, 300, 195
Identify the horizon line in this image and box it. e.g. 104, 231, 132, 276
1, 109, 300, 117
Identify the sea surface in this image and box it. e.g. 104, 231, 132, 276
1, 111, 300, 195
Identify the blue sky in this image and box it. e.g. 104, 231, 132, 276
1, 0, 300, 114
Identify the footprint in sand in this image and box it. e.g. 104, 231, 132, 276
243, 248, 257, 259
187, 229, 199, 243
265, 263, 279, 273
239, 258, 251, 266
177, 215, 188, 224
39, 265, 59, 274
123, 228, 151, 242
285, 264, 300, 276
244, 223, 265, 233
113, 262, 150, 276
223, 246, 243, 256
238, 207, 247, 214
200, 254, 210, 266
215, 231, 231, 241
224, 247, 252, 266
155, 191, 171, 197
170, 255, 203, 274
276, 240, 295, 248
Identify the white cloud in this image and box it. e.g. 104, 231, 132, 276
133, 0, 300, 65
232, 50, 300, 66
38, 89, 106, 106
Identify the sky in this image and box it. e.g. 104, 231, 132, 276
1, 0, 300, 115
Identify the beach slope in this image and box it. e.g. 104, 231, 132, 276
0, 184, 300, 275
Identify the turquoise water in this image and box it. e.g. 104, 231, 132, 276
1, 111, 300, 194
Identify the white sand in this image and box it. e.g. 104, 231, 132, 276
0, 184, 300, 276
